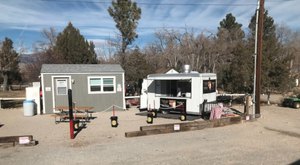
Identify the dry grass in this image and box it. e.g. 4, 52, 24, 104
0, 90, 25, 98
0, 90, 26, 108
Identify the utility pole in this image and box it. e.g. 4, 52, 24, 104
255, 0, 264, 117
252, 0, 260, 118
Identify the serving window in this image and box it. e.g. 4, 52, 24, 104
156, 80, 191, 97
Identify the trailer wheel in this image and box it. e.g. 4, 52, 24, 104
294, 102, 300, 109
180, 114, 186, 121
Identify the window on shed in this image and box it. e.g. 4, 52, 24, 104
88, 76, 116, 94
103, 78, 114, 91
90, 78, 102, 92
56, 79, 67, 95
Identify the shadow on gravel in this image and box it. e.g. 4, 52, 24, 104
264, 127, 300, 138
289, 159, 300, 165
74, 123, 87, 138
136, 111, 202, 121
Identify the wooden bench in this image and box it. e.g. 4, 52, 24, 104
52, 106, 94, 124
52, 113, 90, 124
73, 114, 90, 121
51, 113, 69, 124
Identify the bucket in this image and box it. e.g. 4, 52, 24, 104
110, 116, 118, 127
146, 113, 153, 124
23, 100, 35, 116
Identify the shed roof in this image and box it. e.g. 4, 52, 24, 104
41, 64, 124, 73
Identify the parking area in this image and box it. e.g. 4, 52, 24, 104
0, 105, 300, 164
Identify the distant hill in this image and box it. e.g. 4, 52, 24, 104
19, 54, 35, 64
19, 54, 36, 71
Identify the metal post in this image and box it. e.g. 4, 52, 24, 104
113, 105, 115, 116
68, 89, 74, 139
255, 0, 264, 117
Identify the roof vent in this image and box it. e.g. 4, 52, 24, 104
183, 65, 191, 73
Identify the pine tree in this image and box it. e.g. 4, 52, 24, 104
108, 0, 141, 68
217, 13, 245, 42
248, 10, 292, 92
125, 48, 153, 82
108, 0, 141, 54
54, 22, 97, 64
0, 37, 20, 91
125, 47, 154, 94
216, 13, 251, 92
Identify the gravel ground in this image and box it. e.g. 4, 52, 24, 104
0, 104, 300, 165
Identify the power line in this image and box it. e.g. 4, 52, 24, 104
36, 0, 298, 6
38, 0, 257, 6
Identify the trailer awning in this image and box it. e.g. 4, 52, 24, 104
147, 72, 216, 80
147, 73, 199, 80
147, 77, 192, 80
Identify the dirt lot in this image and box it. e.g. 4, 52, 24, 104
0, 104, 300, 165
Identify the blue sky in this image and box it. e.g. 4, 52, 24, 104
0, 0, 299, 54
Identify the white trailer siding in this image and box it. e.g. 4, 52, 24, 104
140, 72, 217, 115
188, 77, 201, 114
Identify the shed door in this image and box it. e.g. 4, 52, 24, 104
53, 78, 70, 107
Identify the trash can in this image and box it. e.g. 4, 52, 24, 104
23, 100, 35, 116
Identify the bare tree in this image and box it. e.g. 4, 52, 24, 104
276, 24, 300, 78
146, 28, 220, 73
23, 28, 58, 82
154, 29, 184, 70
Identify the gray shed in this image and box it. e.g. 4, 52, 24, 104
40, 64, 125, 114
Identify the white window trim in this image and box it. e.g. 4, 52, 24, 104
51, 75, 72, 113
88, 76, 116, 94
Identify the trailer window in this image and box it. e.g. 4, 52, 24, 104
177, 80, 191, 97
203, 80, 216, 93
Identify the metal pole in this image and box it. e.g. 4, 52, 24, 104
255, 0, 264, 117
68, 89, 74, 139
113, 105, 115, 116
252, 0, 260, 118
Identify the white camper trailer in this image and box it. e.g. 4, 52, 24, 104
140, 69, 217, 116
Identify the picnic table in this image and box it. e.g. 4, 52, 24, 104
53, 106, 94, 124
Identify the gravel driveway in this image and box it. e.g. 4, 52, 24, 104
0, 104, 300, 165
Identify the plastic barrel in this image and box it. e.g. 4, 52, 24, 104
23, 100, 34, 116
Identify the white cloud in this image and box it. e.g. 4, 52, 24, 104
0, 0, 299, 53
267, 1, 300, 30
87, 38, 109, 49
81, 27, 118, 38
